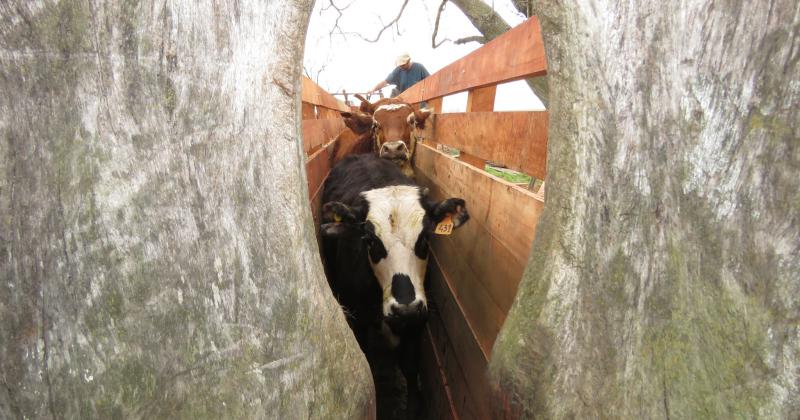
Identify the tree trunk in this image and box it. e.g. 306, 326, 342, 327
448, 0, 549, 106
0, 1, 373, 419
491, 1, 798, 418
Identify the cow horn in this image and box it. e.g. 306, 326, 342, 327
355, 94, 376, 114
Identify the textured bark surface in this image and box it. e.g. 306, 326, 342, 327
492, 1, 798, 418
0, 1, 373, 418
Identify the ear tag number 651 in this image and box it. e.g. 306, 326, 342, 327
434, 215, 454, 235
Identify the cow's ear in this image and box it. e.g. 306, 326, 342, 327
409, 108, 432, 129
341, 111, 373, 135
429, 198, 469, 229
321, 202, 364, 237
355, 94, 376, 114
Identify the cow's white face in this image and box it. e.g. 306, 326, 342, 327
321, 176, 469, 325
362, 186, 429, 318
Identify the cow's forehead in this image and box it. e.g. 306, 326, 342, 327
362, 186, 425, 245
374, 103, 413, 115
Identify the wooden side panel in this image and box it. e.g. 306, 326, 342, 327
302, 118, 346, 154
302, 102, 317, 120
301, 76, 350, 112
431, 112, 548, 179
466, 85, 496, 112
426, 252, 494, 420
305, 141, 334, 201
420, 325, 458, 420
398, 17, 546, 104
426, 97, 443, 113
415, 143, 544, 352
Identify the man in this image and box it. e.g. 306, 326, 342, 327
370, 53, 430, 97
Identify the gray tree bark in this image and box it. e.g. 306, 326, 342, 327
0, 1, 373, 419
491, 1, 798, 419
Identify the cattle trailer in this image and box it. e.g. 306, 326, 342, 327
302, 17, 547, 420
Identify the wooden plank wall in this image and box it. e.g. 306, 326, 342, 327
301, 77, 348, 228
402, 16, 549, 420
398, 16, 546, 108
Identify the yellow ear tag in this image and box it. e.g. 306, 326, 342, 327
334, 214, 342, 223
434, 215, 454, 235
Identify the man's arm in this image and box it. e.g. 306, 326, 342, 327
372, 67, 400, 93
371, 80, 388, 92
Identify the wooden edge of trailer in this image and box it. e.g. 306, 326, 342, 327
302, 76, 351, 112
397, 17, 547, 104
302, 118, 346, 154
427, 112, 548, 180
414, 141, 545, 420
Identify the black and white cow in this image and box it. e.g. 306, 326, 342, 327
320, 154, 468, 416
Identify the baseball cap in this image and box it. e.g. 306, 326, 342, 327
395, 53, 411, 66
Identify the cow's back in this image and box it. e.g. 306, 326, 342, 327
323, 154, 415, 206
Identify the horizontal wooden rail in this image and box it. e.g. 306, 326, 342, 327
432, 111, 548, 179
398, 17, 546, 104
302, 76, 350, 112
302, 118, 345, 154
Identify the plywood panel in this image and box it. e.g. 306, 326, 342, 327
302, 118, 346, 154
427, 253, 493, 420
305, 140, 335, 202
466, 86, 496, 112
426, 97, 443, 113
417, 174, 530, 350
302, 102, 317, 120
415, 143, 542, 269
301, 76, 350, 112
432, 112, 548, 179
420, 326, 458, 420
398, 17, 546, 104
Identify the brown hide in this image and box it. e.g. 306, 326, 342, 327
332, 128, 373, 165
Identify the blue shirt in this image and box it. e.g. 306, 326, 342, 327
386, 62, 430, 95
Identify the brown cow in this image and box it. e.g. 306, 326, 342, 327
332, 110, 374, 164
348, 94, 432, 179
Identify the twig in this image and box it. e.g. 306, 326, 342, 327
345, 0, 410, 43
431, 0, 451, 48
323, 0, 353, 39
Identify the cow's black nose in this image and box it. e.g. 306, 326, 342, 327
391, 273, 415, 304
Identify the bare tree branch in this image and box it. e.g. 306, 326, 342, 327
343, 0, 410, 43
303, 62, 328, 84
323, 0, 353, 39
431, 0, 452, 48
454, 35, 485, 45
511, 0, 533, 17
448, 0, 511, 42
